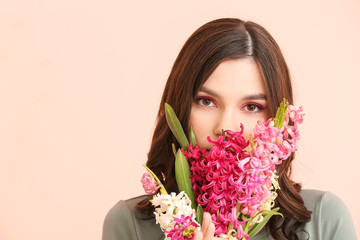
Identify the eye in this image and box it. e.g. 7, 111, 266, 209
195, 97, 216, 107
243, 103, 263, 113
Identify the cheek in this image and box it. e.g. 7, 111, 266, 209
189, 112, 206, 137
238, 114, 267, 139
242, 127, 254, 140
189, 109, 213, 148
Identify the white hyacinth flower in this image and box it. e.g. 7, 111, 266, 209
151, 191, 197, 232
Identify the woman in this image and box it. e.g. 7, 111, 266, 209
102, 18, 357, 240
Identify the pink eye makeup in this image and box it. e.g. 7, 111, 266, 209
194, 96, 217, 107
241, 102, 266, 113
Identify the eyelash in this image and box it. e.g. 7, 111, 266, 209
194, 96, 217, 107
195, 97, 265, 113
242, 103, 264, 113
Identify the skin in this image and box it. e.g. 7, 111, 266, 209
193, 213, 217, 240
189, 57, 270, 239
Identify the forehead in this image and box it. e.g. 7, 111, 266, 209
200, 58, 266, 97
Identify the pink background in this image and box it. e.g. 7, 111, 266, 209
0, 1, 359, 239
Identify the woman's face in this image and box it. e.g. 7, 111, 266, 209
189, 58, 270, 149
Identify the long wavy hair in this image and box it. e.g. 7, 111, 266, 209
137, 18, 311, 239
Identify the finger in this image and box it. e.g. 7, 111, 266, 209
193, 230, 203, 240
202, 220, 215, 239
201, 212, 216, 239
201, 212, 212, 234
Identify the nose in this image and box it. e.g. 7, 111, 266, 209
213, 108, 241, 137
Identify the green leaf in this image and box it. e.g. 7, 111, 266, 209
172, 143, 177, 157
175, 149, 196, 209
196, 205, 203, 226
143, 165, 168, 195
274, 99, 289, 128
188, 126, 197, 146
248, 214, 272, 238
165, 103, 189, 148
248, 207, 283, 237
243, 220, 249, 233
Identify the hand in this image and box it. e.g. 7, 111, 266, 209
193, 212, 221, 240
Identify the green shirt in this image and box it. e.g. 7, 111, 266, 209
102, 189, 357, 240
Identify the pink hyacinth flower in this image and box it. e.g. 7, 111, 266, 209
141, 173, 160, 194
178, 104, 304, 238
287, 105, 304, 125
165, 214, 199, 240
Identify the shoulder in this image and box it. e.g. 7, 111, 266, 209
300, 189, 352, 218
104, 195, 149, 226
105, 195, 149, 220
102, 195, 164, 240
300, 189, 341, 211
299, 189, 357, 240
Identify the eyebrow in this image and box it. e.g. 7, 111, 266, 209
198, 86, 267, 101
198, 86, 220, 98
242, 93, 267, 101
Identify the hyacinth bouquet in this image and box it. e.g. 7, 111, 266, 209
141, 99, 304, 240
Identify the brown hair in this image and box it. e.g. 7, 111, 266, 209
138, 18, 311, 239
